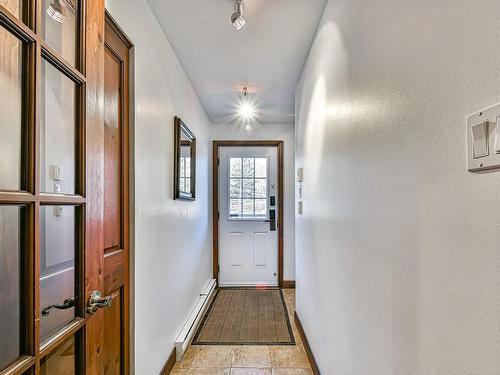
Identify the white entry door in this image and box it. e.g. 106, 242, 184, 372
219, 146, 278, 286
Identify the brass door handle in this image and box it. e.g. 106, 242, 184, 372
42, 298, 75, 316
87, 290, 112, 314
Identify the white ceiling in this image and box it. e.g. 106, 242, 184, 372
147, 0, 326, 124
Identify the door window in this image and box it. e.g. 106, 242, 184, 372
0, 1, 85, 373
229, 157, 268, 219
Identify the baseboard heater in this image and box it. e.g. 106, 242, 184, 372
175, 279, 217, 361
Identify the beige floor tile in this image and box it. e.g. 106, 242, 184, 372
231, 368, 273, 375
232, 346, 271, 368
187, 368, 231, 375
269, 346, 311, 369
175, 346, 201, 369
170, 369, 189, 375
272, 369, 313, 375
191, 346, 233, 368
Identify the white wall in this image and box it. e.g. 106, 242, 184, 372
295, 1, 500, 374
105, 1, 212, 373
211, 122, 295, 281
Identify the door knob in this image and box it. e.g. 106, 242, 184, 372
87, 290, 112, 314
42, 297, 75, 316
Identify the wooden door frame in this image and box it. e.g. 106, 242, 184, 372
103, 11, 134, 375
212, 140, 285, 288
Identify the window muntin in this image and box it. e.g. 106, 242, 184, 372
229, 157, 268, 219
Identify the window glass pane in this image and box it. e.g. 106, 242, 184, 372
230, 158, 242, 178
42, 0, 78, 66
41, 60, 76, 195
180, 158, 185, 177
179, 178, 185, 193
0, 26, 23, 191
229, 179, 241, 198
229, 199, 241, 217
185, 157, 190, 177
0, 205, 23, 370
185, 178, 191, 193
255, 179, 266, 198
255, 158, 267, 178
242, 199, 254, 216
0, 0, 22, 19
242, 179, 254, 198
255, 199, 267, 216
40, 206, 76, 342
40, 335, 76, 375
242, 158, 254, 178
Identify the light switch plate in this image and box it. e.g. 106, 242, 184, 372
52, 165, 63, 181
297, 168, 303, 182
467, 104, 500, 172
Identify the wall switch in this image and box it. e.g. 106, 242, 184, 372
297, 168, 303, 182
471, 121, 489, 158
52, 165, 63, 181
54, 206, 63, 217
496, 117, 500, 154
467, 104, 500, 172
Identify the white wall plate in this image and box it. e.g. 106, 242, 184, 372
467, 103, 500, 172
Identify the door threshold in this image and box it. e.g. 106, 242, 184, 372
218, 284, 279, 289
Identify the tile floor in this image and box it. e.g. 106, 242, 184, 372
171, 289, 313, 375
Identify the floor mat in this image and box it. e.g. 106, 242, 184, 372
192, 288, 295, 345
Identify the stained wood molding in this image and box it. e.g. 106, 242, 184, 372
294, 312, 321, 375
282, 280, 296, 289
159, 347, 176, 375
212, 140, 285, 287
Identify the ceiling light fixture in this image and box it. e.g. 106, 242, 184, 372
47, 0, 66, 23
231, 0, 246, 31
239, 87, 255, 120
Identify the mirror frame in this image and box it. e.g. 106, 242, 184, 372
174, 116, 196, 200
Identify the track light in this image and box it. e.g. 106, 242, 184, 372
47, 0, 66, 23
231, 0, 246, 31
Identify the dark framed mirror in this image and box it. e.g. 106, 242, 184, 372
174, 116, 196, 200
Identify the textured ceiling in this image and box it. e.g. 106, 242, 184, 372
147, 0, 326, 124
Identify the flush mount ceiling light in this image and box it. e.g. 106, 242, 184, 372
47, 0, 66, 23
239, 87, 255, 120
231, 0, 246, 31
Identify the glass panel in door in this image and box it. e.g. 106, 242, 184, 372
0, 205, 25, 370
0, 25, 24, 191
42, 0, 79, 66
40, 205, 76, 342
40, 59, 77, 195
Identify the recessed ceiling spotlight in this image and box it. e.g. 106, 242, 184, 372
231, 0, 246, 31
47, 0, 66, 23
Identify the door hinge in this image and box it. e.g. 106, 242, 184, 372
218, 211, 220, 220
217, 157, 220, 166
218, 265, 220, 273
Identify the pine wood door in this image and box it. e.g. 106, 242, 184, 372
0, 1, 130, 374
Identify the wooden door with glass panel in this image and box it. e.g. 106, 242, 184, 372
0, 0, 120, 374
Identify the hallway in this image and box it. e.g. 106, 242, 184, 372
1, 0, 500, 374
171, 290, 312, 375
